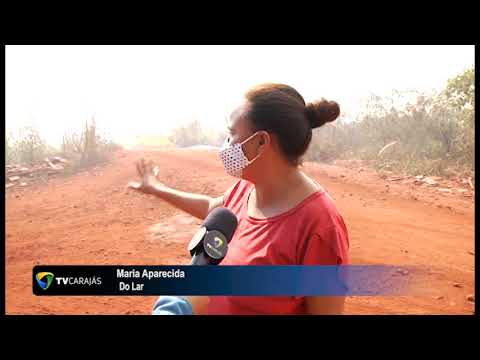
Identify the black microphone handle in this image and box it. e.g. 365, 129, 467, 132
190, 251, 210, 266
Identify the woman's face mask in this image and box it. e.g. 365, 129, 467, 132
219, 132, 263, 178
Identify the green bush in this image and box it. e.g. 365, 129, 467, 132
169, 120, 227, 147
61, 119, 122, 171
6, 127, 54, 165
305, 67, 475, 178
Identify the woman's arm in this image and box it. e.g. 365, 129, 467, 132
148, 185, 223, 220
185, 296, 210, 315
128, 158, 224, 220
305, 296, 345, 315
300, 231, 349, 315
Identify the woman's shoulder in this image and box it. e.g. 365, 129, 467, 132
297, 188, 350, 265
300, 187, 346, 230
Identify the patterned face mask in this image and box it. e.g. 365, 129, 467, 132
219, 132, 262, 178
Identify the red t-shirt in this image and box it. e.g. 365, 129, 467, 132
207, 179, 350, 315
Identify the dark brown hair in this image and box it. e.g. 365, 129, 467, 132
244, 83, 340, 166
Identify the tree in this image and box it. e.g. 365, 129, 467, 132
169, 120, 220, 147
13, 126, 47, 165
6, 132, 16, 164
444, 66, 475, 169
445, 66, 474, 112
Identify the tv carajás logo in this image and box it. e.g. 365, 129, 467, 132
35, 272, 54, 290
35, 271, 102, 290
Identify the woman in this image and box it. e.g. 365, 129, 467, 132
129, 83, 350, 315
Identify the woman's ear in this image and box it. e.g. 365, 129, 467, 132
259, 131, 270, 146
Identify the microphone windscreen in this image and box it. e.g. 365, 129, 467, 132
202, 207, 238, 242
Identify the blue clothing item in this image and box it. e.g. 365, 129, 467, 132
152, 296, 193, 315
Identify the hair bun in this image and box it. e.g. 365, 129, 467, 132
305, 99, 340, 129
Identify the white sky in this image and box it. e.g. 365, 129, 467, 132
5, 45, 475, 147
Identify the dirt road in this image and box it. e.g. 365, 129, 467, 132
5, 149, 475, 314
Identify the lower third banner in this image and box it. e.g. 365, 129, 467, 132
33, 265, 418, 296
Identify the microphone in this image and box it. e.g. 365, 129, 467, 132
187, 207, 238, 265
152, 207, 237, 315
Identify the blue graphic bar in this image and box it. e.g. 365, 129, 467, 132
33, 265, 418, 296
